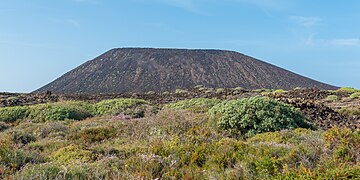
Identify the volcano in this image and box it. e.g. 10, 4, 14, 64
34, 48, 337, 93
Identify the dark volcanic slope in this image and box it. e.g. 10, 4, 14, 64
35, 48, 337, 93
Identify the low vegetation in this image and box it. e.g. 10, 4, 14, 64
350, 92, 360, 99
272, 89, 287, 94
0, 98, 150, 123
337, 87, 359, 93
338, 107, 360, 117
0, 94, 359, 179
0, 106, 28, 123
164, 98, 221, 113
325, 95, 339, 102
209, 96, 312, 137
27, 102, 93, 123
93, 98, 150, 118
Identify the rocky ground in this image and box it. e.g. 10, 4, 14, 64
1, 88, 359, 131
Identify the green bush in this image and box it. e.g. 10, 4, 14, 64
253, 89, 271, 93
337, 108, 360, 116
0, 141, 34, 174
325, 95, 339, 102
0, 101, 93, 123
164, 98, 222, 113
146, 91, 156, 95
64, 101, 95, 113
209, 96, 311, 137
94, 98, 149, 118
0, 150, 33, 173
175, 89, 188, 94
294, 87, 304, 90
198, 87, 208, 91
272, 89, 287, 94
349, 92, 360, 99
323, 127, 360, 162
34, 121, 69, 138
15, 163, 63, 179
51, 144, 93, 164
69, 126, 117, 143
12, 131, 36, 145
16, 158, 127, 179
337, 87, 359, 93
0, 106, 28, 123
216, 88, 225, 93
162, 91, 170, 95
27, 139, 67, 155
27, 102, 93, 122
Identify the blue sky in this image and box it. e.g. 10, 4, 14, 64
1, 0, 359, 92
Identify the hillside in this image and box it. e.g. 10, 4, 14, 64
34, 48, 337, 93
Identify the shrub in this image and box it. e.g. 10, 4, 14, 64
0, 101, 94, 123
69, 126, 117, 143
15, 163, 63, 179
209, 96, 311, 137
216, 88, 225, 93
94, 98, 149, 118
0, 149, 33, 174
272, 89, 287, 94
337, 87, 359, 93
12, 131, 36, 145
27, 139, 67, 155
205, 90, 214, 94
0, 106, 28, 123
206, 138, 246, 170
146, 108, 210, 141
175, 89, 188, 94
325, 95, 339, 102
294, 87, 304, 90
6, 96, 19, 101
164, 98, 222, 113
198, 87, 207, 91
162, 91, 170, 95
27, 102, 93, 122
247, 128, 317, 145
234, 87, 244, 91
323, 127, 360, 162
349, 92, 360, 99
64, 101, 95, 114
51, 144, 93, 164
0, 122, 9, 132
337, 108, 360, 116
232, 90, 241, 95
253, 89, 271, 93
0, 138, 34, 174
16, 158, 126, 179
35, 122, 69, 138
146, 91, 156, 95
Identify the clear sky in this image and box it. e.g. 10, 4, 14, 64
1, 0, 359, 92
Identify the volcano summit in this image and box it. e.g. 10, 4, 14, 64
35, 48, 337, 93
